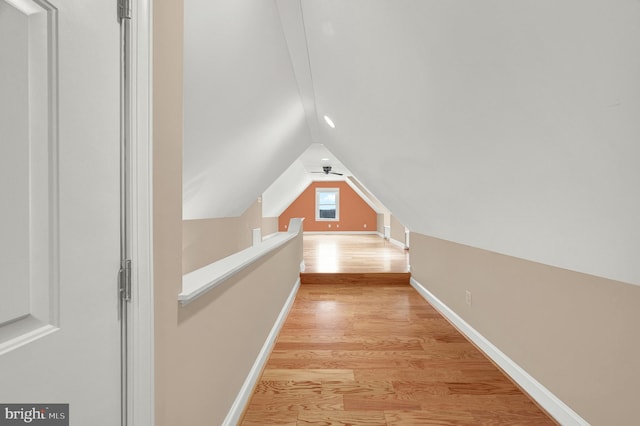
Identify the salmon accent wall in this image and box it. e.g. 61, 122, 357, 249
279, 181, 377, 232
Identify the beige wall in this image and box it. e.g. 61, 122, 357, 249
171, 234, 302, 425
182, 199, 262, 274
183, 217, 239, 274
238, 198, 262, 247
153, 0, 183, 424
261, 217, 279, 237
153, 2, 303, 424
376, 213, 385, 235
410, 232, 640, 425
390, 214, 407, 246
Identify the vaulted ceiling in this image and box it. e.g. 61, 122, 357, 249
183, 0, 640, 285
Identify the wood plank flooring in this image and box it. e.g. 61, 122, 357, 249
240, 282, 556, 425
302, 235, 410, 274
301, 272, 410, 285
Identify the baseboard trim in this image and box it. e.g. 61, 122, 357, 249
410, 277, 589, 426
222, 277, 301, 426
389, 237, 407, 250
303, 231, 379, 235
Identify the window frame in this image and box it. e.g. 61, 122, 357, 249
315, 188, 340, 221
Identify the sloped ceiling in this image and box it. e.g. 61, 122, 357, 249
182, 0, 313, 219
283, 0, 640, 285
184, 0, 640, 285
262, 143, 384, 217
262, 143, 348, 219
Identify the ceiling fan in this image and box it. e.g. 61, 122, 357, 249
312, 165, 343, 176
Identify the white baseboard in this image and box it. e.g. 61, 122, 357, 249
222, 278, 301, 426
389, 237, 407, 250
303, 231, 379, 235
410, 278, 589, 426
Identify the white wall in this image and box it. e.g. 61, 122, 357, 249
298, 0, 640, 285
183, 0, 313, 219
262, 160, 311, 218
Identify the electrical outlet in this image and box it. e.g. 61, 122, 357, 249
465, 290, 472, 306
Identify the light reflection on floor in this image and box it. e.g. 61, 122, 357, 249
303, 234, 410, 274
315, 240, 339, 273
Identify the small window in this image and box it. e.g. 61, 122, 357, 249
316, 188, 339, 221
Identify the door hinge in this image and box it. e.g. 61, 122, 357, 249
119, 259, 132, 302
118, 0, 132, 21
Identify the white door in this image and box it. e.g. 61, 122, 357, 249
0, 0, 122, 424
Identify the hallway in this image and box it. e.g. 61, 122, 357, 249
240, 236, 556, 425
150, 1, 640, 423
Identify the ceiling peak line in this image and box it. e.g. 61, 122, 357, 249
274, 0, 316, 144
298, 0, 323, 141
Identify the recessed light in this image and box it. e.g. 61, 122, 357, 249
323, 115, 335, 128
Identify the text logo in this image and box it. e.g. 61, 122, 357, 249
0, 405, 68, 425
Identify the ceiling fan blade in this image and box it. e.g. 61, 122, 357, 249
310, 166, 343, 176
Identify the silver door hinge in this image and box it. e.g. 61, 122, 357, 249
118, 0, 132, 21
119, 259, 132, 302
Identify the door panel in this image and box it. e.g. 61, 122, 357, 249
0, 0, 57, 348
0, 0, 121, 424
0, 0, 30, 326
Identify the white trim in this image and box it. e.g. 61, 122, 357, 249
343, 178, 382, 214
303, 231, 379, 235
252, 228, 261, 246
315, 187, 340, 221
0, 324, 59, 357
262, 232, 279, 241
179, 218, 303, 305
128, 1, 154, 425
389, 237, 407, 250
410, 278, 589, 426
222, 277, 301, 426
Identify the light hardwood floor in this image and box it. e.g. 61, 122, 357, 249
302, 234, 410, 273
240, 235, 556, 425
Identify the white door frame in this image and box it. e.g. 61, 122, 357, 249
127, 0, 154, 424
